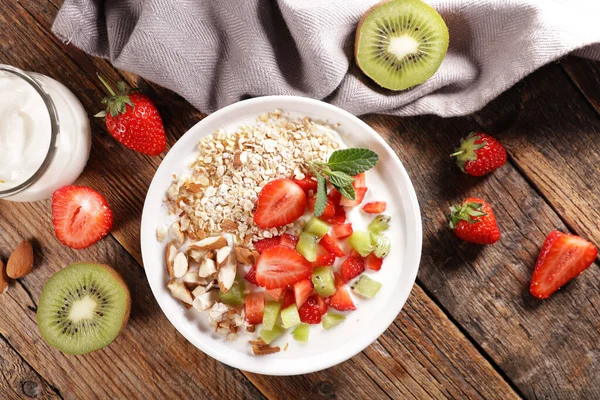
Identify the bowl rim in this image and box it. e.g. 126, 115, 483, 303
140, 95, 422, 375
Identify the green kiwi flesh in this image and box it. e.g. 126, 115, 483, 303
37, 262, 131, 355
355, 0, 449, 91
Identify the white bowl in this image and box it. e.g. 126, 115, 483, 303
140, 96, 422, 375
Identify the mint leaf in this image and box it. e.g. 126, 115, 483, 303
334, 183, 355, 201
314, 175, 328, 217
327, 148, 379, 175
327, 170, 355, 188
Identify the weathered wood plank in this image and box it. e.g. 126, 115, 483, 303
562, 57, 600, 117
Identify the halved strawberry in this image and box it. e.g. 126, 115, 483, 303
254, 237, 281, 253
52, 186, 114, 249
292, 177, 318, 194
308, 196, 336, 221
341, 256, 365, 283
244, 292, 265, 325
244, 266, 258, 285
332, 223, 353, 239
362, 201, 387, 214
265, 288, 285, 301
365, 253, 383, 271
279, 233, 299, 249
320, 234, 345, 258
530, 231, 598, 299
294, 279, 314, 308
298, 294, 328, 324
254, 179, 307, 229
281, 288, 296, 309
340, 187, 368, 207
255, 246, 312, 289
312, 252, 335, 267
328, 273, 356, 311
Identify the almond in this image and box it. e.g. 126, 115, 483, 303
188, 236, 227, 251
7, 240, 33, 279
165, 243, 177, 278
0, 260, 8, 294
173, 252, 189, 278
216, 247, 230, 268
221, 219, 239, 232
167, 279, 193, 305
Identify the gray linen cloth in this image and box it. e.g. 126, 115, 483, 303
53, 0, 600, 117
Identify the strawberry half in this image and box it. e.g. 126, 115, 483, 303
328, 273, 356, 311
341, 256, 365, 283
362, 201, 387, 214
449, 198, 500, 245
279, 233, 299, 249
292, 177, 318, 194
320, 234, 345, 258
451, 132, 507, 177
52, 186, 114, 249
530, 231, 597, 299
254, 179, 307, 229
294, 279, 314, 308
298, 294, 328, 324
254, 237, 281, 253
244, 292, 265, 325
255, 246, 312, 289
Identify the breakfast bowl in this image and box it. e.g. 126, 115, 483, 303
140, 95, 422, 375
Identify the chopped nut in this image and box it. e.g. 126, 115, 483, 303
221, 219, 239, 232
165, 243, 177, 278
198, 258, 217, 277
185, 183, 204, 193
216, 247, 230, 267
246, 325, 256, 333
167, 279, 193, 304
188, 249, 206, 262
193, 291, 217, 312
218, 253, 237, 293
234, 246, 255, 265
156, 226, 167, 242
173, 252, 189, 278
183, 269, 207, 285
188, 230, 207, 240
169, 222, 185, 247
188, 236, 228, 251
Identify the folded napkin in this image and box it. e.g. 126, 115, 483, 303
53, 0, 600, 117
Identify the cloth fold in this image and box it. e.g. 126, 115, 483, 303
53, 0, 600, 117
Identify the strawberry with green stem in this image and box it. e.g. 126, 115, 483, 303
449, 198, 501, 244
450, 132, 506, 177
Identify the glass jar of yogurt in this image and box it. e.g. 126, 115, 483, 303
0, 65, 91, 202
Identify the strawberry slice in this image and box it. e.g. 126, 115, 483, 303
279, 233, 299, 249
298, 294, 328, 324
52, 186, 113, 249
265, 287, 285, 301
281, 288, 296, 309
340, 187, 368, 207
354, 172, 366, 188
323, 205, 346, 225
362, 201, 387, 214
328, 273, 356, 311
332, 223, 353, 239
244, 266, 258, 285
320, 234, 345, 257
530, 231, 597, 299
253, 237, 280, 253
244, 292, 265, 325
328, 189, 342, 207
365, 253, 383, 271
255, 246, 312, 289
254, 179, 307, 229
308, 196, 336, 221
294, 279, 314, 308
341, 256, 365, 283
292, 177, 318, 194
312, 252, 335, 267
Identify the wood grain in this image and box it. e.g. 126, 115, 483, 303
562, 57, 600, 116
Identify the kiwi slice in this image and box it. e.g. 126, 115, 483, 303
355, 0, 449, 90
37, 262, 131, 355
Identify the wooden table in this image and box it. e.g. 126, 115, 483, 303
2, 1, 600, 399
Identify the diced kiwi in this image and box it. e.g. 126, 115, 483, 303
262, 301, 281, 331
219, 278, 245, 306
371, 233, 391, 258
368, 215, 391, 233
259, 325, 285, 345
303, 217, 330, 238
296, 232, 319, 262
322, 313, 346, 330
292, 323, 310, 342
355, 0, 449, 91
348, 231, 374, 257
37, 262, 131, 355
312, 267, 336, 297
281, 304, 301, 329
351, 275, 382, 298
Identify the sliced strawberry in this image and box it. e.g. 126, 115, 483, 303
339, 187, 368, 207
320, 234, 345, 258
354, 172, 366, 188
365, 253, 383, 271
292, 177, 318, 194
298, 294, 328, 324
328, 273, 356, 311
253, 237, 280, 253
294, 279, 314, 308
244, 292, 265, 325
323, 205, 346, 225
244, 266, 258, 285
52, 186, 113, 249
332, 223, 353, 239
255, 246, 313, 289
265, 288, 285, 301
281, 288, 296, 309
254, 179, 307, 229
530, 231, 598, 299
328, 189, 342, 207
279, 233, 299, 249
341, 256, 365, 283
308, 196, 336, 221
312, 252, 335, 267
362, 201, 387, 214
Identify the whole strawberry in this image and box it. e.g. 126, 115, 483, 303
95, 76, 166, 156
451, 132, 506, 176
448, 197, 500, 244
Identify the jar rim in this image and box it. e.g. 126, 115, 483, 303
0, 65, 59, 199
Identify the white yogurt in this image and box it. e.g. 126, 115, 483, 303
0, 70, 91, 202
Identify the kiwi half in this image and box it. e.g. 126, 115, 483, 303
37, 262, 131, 355
355, 0, 449, 91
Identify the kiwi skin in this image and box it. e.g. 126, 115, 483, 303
37, 262, 131, 355
355, 0, 449, 91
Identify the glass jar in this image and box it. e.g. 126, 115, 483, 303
0, 65, 91, 202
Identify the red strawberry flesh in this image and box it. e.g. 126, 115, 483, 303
255, 246, 312, 289
254, 179, 307, 229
